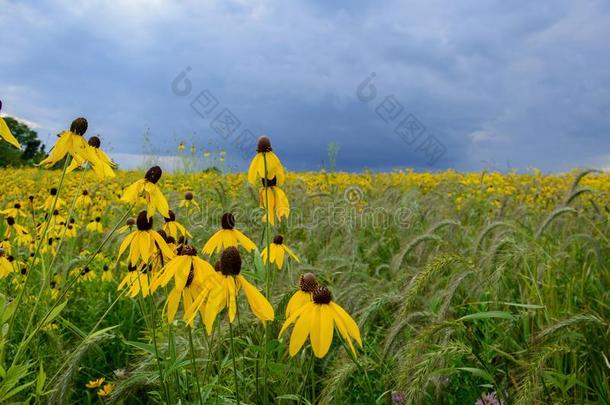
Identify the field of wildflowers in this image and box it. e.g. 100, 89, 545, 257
0, 116, 609, 404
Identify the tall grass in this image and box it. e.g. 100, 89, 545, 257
0, 168, 608, 404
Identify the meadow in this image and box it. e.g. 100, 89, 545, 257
0, 123, 609, 404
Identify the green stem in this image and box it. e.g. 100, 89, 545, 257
188, 328, 204, 404
11, 202, 135, 366
262, 153, 272, 405
3, 156, 71, 366
20, 167, 86, 352
228, 318, 240, 405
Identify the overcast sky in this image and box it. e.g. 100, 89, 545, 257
2, 0, 610, 172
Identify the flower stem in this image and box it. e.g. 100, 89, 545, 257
228, 319, 240, 405
262, 153, 272, 405
3, 156, 71, 367
188, 328, 204, 404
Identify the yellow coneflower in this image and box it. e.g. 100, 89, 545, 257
285, 273, 318, 318
178, 142, 185, 152
151, 245, 215, 292
65, 219, 78, 238
179, 191, 199, 209
261, 235, 299, 270
162, 210, 191, 240
259, 177, 290, 224
0, 202, 25, 218
85, 377, 105, 389
118, 218, 136, 234
0, 239, 12, 255
157, 245, 220, 325
39, 117, 98, 168
76, 190, 93, 208
117, 263, 153, 297
0, 100, 21, 148
86, 217, 103, 233
247, 136, 285, 186
101, 264, 113, 282
204, 151, 211, 158
4, 217, 30, 244
67, 136, 115, 178
192, 247, 274, 335
120, 166, 170, 219
279, 285, 362, 358
117, 211, 175, 266
78, 266, 96, 282
190, 145, 196, 154
50, 276, 61, 300
97, 383, 114, 397
42, 188, 66, 211
202, 213, 256, 255
0, 253, 16, 279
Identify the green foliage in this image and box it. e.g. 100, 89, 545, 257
0, 117, 46, 167
0, 170, 609, 403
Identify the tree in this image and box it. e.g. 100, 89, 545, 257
0, 117, 46, 167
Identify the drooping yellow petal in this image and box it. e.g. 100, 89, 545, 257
289, 306, 313, 357
329, 304, 356, 355
315, 305, 335, 358
0, 118, 21, 148
285, 290, 311, 318
275, 245, 285, 270
151, 231, 175, 260
202, 230, 223, 255
119, 232, 136, 257
329, 302, 362, 347
234, 229, 256, 252
138, 232, 152, 263
279, 302, 311, 337
204, 286, 226, 335
309, 305, 323, 357
237, 275, 274, 322
166, 287, 182, 322
121, 180, 145, 203
247, 154, 263, 185
283, 245, 300, 262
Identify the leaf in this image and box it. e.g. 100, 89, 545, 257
499, 302, 545, 309
456, 367, 494, 383
253, 249, 265, 273
275, 394, 312, 404
123, 340, 157, 356
458, 311, 514, 322
43, 301, 68, 326
35, 362, 46, 396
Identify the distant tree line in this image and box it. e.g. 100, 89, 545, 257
0, 117, 46, 167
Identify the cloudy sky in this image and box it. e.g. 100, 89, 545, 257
2, 0, 610, 172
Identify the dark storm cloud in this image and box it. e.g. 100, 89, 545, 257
1, 0, 610, 171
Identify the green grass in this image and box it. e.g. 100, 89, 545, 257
0, 169, 608, 404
